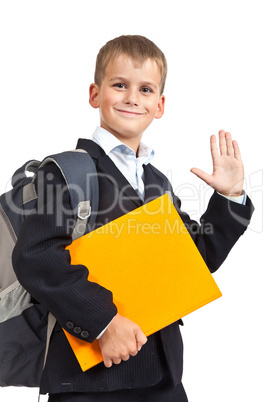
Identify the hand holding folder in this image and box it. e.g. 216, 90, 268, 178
97, 313, 148, 368
65, 194, 222, 371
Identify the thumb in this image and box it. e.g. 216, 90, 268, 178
190, 168, 212, 186
135, 327, 147, 351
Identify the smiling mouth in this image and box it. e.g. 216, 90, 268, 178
115, 109, 145, 116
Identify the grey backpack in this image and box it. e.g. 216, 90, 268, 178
0, 150, 99, 387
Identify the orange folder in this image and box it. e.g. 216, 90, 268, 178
65, 194, 222, 371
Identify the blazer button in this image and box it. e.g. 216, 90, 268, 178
81, 330, 89, 339
66, 321, 74, 329
73, 326, 82, 334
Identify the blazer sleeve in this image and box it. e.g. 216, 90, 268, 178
173, 190, 254, 273
12, 163, 117, 343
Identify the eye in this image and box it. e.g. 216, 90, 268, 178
141, 86, 153, 94
113, 83, 126, 89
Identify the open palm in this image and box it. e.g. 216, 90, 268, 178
191, 130, 244, 197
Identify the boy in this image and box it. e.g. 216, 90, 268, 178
13, 35, 254, 401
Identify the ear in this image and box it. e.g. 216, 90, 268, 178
154, 95, 165, 119
89, 83, 100, 109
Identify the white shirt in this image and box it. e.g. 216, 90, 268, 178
92, 126, 154, 201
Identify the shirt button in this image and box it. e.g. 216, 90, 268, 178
81, 330, 89, 339
66, 321, 74, 329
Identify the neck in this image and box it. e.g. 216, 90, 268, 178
100, 125, 142, 155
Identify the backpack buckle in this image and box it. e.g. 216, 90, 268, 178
77, 201, 91, 220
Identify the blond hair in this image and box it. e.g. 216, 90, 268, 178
94, 35, 167, 94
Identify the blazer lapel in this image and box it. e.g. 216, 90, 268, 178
98, 154, 144, 208
76, 138, 143, 208
143, 164, 165, 203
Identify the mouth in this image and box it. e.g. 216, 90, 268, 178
115, 109, 145, 117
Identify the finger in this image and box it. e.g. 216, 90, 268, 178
121, 354, 130, 361
112, 357, 122, 365
210, 134, 219, 161
225, 132, 234, 157
190, 168, 213, 186
233, 140, 242, 161
135, 328, 147, 352
219, 130, 227, 155
103, 358, 113, 368
129, 347, 138, 357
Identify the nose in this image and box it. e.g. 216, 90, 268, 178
124, 88, 139, 106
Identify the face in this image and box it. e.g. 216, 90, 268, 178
89, 54, 165, 151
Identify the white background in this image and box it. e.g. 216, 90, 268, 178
0, 0, 267, 401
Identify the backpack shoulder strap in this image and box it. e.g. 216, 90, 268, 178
38, 150, 99, 381
11, 160, 41, 188
40, 149, 99, 239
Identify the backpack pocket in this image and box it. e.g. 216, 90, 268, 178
0, 303, 48, 387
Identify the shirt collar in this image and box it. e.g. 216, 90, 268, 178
92, 126, 155, 165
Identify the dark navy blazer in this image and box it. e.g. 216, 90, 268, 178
13, 139, 254, 394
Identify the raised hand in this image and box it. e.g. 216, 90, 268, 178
191, 130, 244, 197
